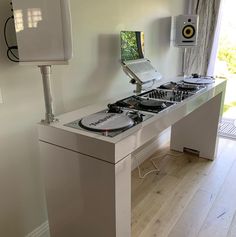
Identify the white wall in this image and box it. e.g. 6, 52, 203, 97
0, 0, 185, 236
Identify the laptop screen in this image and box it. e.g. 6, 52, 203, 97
120, 31, 145, 62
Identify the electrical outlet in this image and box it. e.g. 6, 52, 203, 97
0, 88, 3, 104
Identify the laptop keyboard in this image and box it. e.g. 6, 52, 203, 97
127, 61, 155, 73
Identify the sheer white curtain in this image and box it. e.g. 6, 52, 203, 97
184, 0, 222, 76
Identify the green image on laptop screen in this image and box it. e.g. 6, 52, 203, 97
120, 31, 145, 61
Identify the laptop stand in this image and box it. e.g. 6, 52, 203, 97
122, 64, 155, 94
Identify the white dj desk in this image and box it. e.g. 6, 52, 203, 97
38, 79, 226, 237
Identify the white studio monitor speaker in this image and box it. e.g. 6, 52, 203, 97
172, 15, 199, 47
11, 0, 73, 65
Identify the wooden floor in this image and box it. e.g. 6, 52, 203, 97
131, 138, 236, 237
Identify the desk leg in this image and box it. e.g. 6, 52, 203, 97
170, 93, 223, 160
40, 142, 131, 237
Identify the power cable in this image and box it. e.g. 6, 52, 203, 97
4, 15, 19, 62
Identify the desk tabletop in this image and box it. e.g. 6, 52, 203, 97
38, 79, 226, 164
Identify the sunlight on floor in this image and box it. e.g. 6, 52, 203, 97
223, 75, 236, 118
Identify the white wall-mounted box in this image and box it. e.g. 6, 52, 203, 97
11, 0, 73, 65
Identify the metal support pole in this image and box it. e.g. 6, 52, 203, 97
39, 65, 57, 124
122, 65, 143, 94
182, 47, 187, 77
187, 0, 193, 14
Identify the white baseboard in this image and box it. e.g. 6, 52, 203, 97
131, 128, 170, 170
25, 221, 50, 237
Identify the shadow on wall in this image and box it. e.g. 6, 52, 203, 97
80, 33, 121, 100
0, 124, 46, 237
150, 16, 172, 56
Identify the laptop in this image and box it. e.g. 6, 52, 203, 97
120, 31, 162, 84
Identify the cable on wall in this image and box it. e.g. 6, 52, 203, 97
4, 15, 19, 62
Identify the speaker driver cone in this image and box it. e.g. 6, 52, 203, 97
182, 25, 195, 39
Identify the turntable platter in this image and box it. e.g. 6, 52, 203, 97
159, 81, 177, 90
177, 83, 199, 91
79, 112, 134, 132
139, 99, 166, 109
183, 77, 214, 85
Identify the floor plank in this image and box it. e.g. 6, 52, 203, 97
197, 150, 236, 237
227, 212, 236, 237
131, 138, 236, 237
167, 138, 236, 237
168, 189, 214, 237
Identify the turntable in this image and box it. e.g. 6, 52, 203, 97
183, 77, 215, 85
65, 107, 153, 137
159, 80, 206, 93
79, 112, 134, 132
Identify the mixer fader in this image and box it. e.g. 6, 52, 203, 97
141, 89, 194, 102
